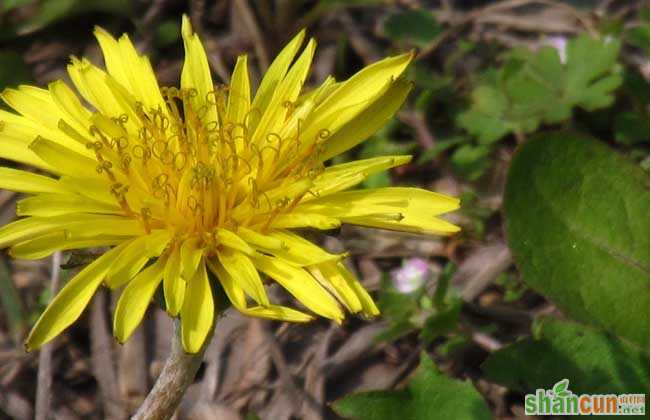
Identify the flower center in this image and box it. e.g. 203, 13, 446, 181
80, 87, 329, 247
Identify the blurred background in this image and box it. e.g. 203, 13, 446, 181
0, 1, 648, 419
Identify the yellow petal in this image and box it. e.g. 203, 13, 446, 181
113, 256, 166, 343
58, 176, 116, 205
215, 228, 254, 255
243, 305, 313, 322
253, 230, 341, 266
163, 244, 185, 316
237, 226, 285, 250
0, 214, 143, 249
1, 86, 63, 131
309, 261, 362, 313
252, 38, 316, 144
180, 15, 216, 124
106, 230, 171, 288
0, 167, 66, 194
342, 213, 460, 235
0, 112, 51, 169
10, 231, 124, 260
296, 75, 337, 107
337, 262, 379, 316
206, 258, 247, 310
16, 193, 122, 217
94, 27, 166, 112
299, 187, 460, 217
218, 248, 269, 306
308, 155, 412, 199
320, 79, 413, 160
181, 261, 214, 353
300, 52, 413, 149
226, 55, 251, 126
25, 242, 128, 351
180, 236, 204, 281
67, 57, 138, 127
251, 253, 343, 322
48, 80, 92, 134
206, 258, 312, 322
1, 86, 91, 157
94, 27, 132, 91
250, 29, 306, 131
28, 136, 99, 178
270, 213, 340, 230
297, 188, 460, 235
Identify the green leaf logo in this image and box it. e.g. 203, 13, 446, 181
552, 379, 570, 397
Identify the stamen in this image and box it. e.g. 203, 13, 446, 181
78, 81, 332, 235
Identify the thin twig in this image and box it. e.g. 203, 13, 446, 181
232, 0, 270, 70
34, 251, 62, 420
91, 290, 127, 420
454, 242, 512, 302
0, 391, 33, 420
398, 110, 436, 150
472, 331, 503, 352
419, 0, 597, 59
119, 326, 148, 412
301, 324, 336, 420
200, 313, 247, 401
131, 319, 214, 420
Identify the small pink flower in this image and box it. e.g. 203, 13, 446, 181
391, 258, 430, 293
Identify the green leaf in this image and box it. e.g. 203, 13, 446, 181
2, 0, 33, 12
504, 132, 650, 348
614, 112, 650, 145
154, 20, 181, 48
362, 171, 391, 189
11, 0, 130, 37
483, 318, 650, 394
451, 144, 491, 180
564, 36, 622, 110
627, 25, 650, 56
641, 5, 650, 22
416, 136, 466, 164
641, 155, 650, 172
456, 83, 514, 144
457, 36, 621, 144
384, 10, 442, 47
496, 273, 527, 302
623, 70, 650, 104
0, 51, 31, 90
420, 298, 461, 345
375, 318, 416, 343
333, 352, 491, 420
0, 257, 26, 341
378, 276, 419, 321
359, 131, 416, 159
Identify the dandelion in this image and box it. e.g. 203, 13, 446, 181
0, 16, 459, 354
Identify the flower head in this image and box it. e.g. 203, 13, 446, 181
0, 16, 459, 353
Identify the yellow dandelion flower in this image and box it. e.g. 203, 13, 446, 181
0, 16, 459, 354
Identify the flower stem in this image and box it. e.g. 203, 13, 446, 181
132, 319, 213, 420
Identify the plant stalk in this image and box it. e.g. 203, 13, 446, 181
131, 320, 213, 420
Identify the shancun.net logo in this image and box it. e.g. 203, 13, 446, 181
525, 379, 646, 416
